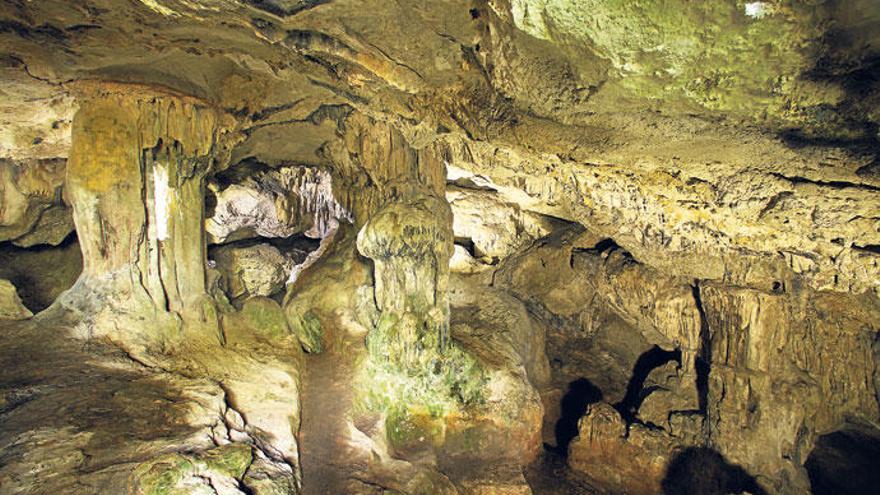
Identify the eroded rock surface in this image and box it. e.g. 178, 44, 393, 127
209, 241, 310, 304
0, 158, 72, 247
0, 1, 878, 494
0, 318, 302, 494
0, 280, 31, 320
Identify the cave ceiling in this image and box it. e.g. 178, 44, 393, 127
2, 0, 879, 295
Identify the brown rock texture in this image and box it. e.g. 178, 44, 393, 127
0, 1, 878, 494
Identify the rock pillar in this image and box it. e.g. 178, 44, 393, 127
62, 84, 230, 347
356, 193, 454, 364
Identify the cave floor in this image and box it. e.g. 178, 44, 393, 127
298, 335, 362, 493
526, 449, 606, 495
0, 314, 617, 494
0, 314, 305, 493
0, 317, 223, 492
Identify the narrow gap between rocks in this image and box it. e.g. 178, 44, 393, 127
551, 377, 603, 456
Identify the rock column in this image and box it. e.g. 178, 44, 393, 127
63, 84, 229, 347
356, 193, 454, 364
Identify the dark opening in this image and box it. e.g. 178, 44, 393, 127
571, 237, 621, 258
692, 283, 711, 414
805, 425, 880, 495
0, 232, 82, 312
614, 345, 681, 424
551, 378, 603, 456
454, 236, 478, 258
662, 447, 767, 495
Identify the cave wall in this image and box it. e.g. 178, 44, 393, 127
0, 1, 878, 494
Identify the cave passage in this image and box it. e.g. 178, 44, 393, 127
804, 425, 880, 495
2, 1, 880, 493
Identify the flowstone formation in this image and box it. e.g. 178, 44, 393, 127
1, 1, 880, 494
58, 84, 234, 348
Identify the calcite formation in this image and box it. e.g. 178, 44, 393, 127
206, 165, 352, 244
59, 84, 234, 348
0, 1, 879, 494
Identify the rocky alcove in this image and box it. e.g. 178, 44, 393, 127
1, 1, 879, 494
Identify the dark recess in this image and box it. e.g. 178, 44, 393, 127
242, 0, 330, 17
613, 345, 682, 424
550, 378, 603, 456
662, 447, 767, 495
805, 425, 880, 495
0, 231, 82, 312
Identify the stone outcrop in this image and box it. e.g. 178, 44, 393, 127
0, 317, 303, 494
209, 241, 308, 304
440, 138, 880, 299
699, 284, 880, 494
0, 279, 31, 320
0, 158, 73, 247
447, 184, 559, 264
490, 220, 879, 494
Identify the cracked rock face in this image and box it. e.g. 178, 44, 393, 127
1, 1, 879, 494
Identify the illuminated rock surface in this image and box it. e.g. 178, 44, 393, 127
0, 1, 878, 494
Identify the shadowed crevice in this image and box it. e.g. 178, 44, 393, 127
662, 447, 767, 495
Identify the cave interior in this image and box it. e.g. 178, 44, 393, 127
1, 1, 879, 494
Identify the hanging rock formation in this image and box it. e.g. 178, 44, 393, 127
0, 1, 879, 494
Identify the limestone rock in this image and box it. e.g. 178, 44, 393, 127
221, 296, 294, 347
0, 1, 878, 493
206, 165, 352, 244
443, 138, 880, 298
0, 279, 31, 320
0, 318, 300, 495
209, 242, 304, 303
567, 402, 678, 495
698, 283, 880, 494
356, 193, 454, 362
0, 62, 74, 161
284, 224, 375, 353
637, 362, 698, 429
56, 85, 234, 349
0, 158, 72, 247
447, 185, 558, 263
